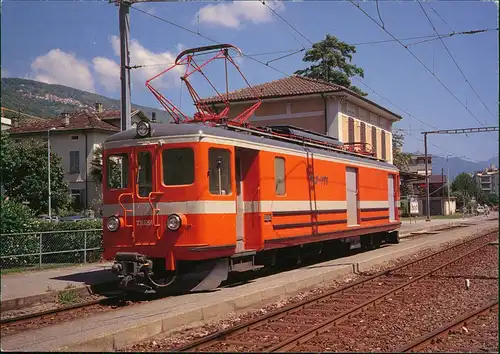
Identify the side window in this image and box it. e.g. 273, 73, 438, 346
275, 157, 286, 196
137, 151, 152, 197
107, 154, 129, 189
69, 151, 80, 174
209, 148, 231, 195
163, 148, 194, 185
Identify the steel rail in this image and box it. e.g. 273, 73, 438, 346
0, 293, 126, 326
173, 231, 496, 352
269, 241, 493, 352
397, 300, 498, 353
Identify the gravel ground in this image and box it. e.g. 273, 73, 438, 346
122, 230, 497, 352
420, 307, 498, 353
292, 248, 498, 352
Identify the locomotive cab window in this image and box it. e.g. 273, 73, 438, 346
274, 157, 286, 196
208, 148, 231, 195
107, 154, 129, 189
137, 151, 152, 197
163, 148, 195, 185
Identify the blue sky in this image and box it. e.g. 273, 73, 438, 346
2, 0, 498, 161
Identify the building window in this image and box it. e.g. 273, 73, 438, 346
372, 127, 377, 156
348, 118, 355, 143
70, 189, 83, 210
360, 122, 366, 144
69, 151, 80, 174
208, 148, 231, 195
163, 148, 194, 185
107, 153, 129, 189
274, 157, 286, 196
381, 131, 387, 160
71, 135, 79, 140
137, 151, 152, 197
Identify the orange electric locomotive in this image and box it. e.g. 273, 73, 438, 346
102, 45, 401, 293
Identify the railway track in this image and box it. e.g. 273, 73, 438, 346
0, 293, 128, 335
173, 231, 498, 353
397, 300, 498, 353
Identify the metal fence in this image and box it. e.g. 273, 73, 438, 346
0, 229, 103, 270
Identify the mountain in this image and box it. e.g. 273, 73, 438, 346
1, 78, 170, 122
431, 155, 499, 180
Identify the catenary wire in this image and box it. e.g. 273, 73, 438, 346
129, 4, 484, 161
348, 0, 496, 142
417, 0, 498, 122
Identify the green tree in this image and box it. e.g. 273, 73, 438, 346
89, 145, 103, 184
295, 34, 367, 96
486, 193, 499, 206
392, 132, 411, 172
451, 172, 484, 207
1, 132, 70, 214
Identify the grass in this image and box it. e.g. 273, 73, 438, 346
58, 288, 80, 305
401, 214, 470, 221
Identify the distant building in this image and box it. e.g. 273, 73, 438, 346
7, 105, 151, 211
1, 116, 11, 131
474, 165, 499, 196
408, 153, 432, 176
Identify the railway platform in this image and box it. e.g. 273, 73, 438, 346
0, 214, 490, 313
1, 217, 497, 352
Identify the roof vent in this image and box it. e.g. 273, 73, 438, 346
95, 102, 103, 113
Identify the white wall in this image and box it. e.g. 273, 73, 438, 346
14, 130, 114, 210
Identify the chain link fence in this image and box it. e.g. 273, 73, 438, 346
1, 229, 103, 271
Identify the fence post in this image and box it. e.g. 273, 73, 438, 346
84, 231, 87, 264
39, 233, 42, 269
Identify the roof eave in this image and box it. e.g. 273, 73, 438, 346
8, 126, 119, 135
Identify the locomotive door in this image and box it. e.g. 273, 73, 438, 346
388, 175, 396, 222
235, 154, 245, 252
133, 146, 161, 245
346, 167, 359, 226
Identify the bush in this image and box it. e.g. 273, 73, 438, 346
0, 198, 36, 234
1, 218, 103, 269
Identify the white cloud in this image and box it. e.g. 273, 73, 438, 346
92, 57, 120, 92
197, 1, 285, 29
30, 49, 95, 92
109, 35, 183, 90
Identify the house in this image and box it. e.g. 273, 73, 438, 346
200, 75, 402, 163
408, 153, 432, 175
1, 116, 11, 131
7, 106, 151, 211
474, 165, 499, 196
93, 102, 152, 128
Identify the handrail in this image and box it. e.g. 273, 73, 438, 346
118, 192, 134, 228
148, 191, 164, 234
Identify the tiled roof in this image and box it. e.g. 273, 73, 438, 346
8, 110, 119, 134
200, 75, 402, 120
200, 75, 342, 104
96, 109, 140, 120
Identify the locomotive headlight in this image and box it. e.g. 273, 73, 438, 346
107, 216, 120, 232
167, 214, 182, 231
136, 121, 151, 138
